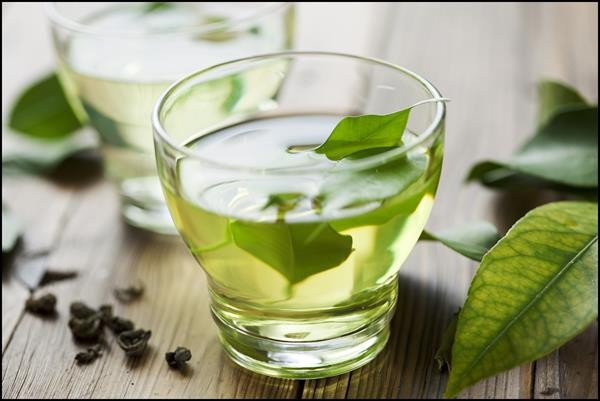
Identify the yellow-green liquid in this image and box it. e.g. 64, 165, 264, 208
54, 2, 294, 233
161, 115, 443, 346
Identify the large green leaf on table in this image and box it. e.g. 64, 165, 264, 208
9, 73, 84, 139
2, 130, 97, 175
467, 106, 598, 189
445, 201, 598, 398
420, 221, 501, 262
538, 80, 587, 125
230, 221, 353, 284
2, 204, 21, 253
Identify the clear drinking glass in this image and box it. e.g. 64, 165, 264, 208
153, 52, 445, 378
46, 2, 295, 234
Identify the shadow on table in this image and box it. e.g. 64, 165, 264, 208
345, 253, 465, 398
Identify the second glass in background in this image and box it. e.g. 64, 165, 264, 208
46, 2, 295, 234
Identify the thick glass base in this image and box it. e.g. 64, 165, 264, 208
210, 279, 398, 379
120, 176, 178, 235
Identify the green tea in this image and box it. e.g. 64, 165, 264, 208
55, 2, 294, 232
162, 114, 443, 342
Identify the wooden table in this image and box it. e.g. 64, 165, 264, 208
2, 3, 597, 399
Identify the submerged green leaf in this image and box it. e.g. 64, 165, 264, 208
445, 201, 598, 398
262, 193, 305, 221
142, 2, 175, 14
9, 73, 84, 139
2, 204, 21, 253
196, 15, 239, 42
230, 221, 353, 284
420, 221, 501, 261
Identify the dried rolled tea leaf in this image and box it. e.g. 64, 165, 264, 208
113, 282, 144, 303
98, 304, 113, 321
165, 346, 192, 370
70, 301, 97, 319
109, 316, 135, 334
68, 313, 103, 342
40, 270, 78, 287
98, 304, 135, 334
117, 329, 151, 357
25, 293, 57, 316
75, 343, 102, 365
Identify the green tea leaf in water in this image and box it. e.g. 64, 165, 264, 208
195, 15, 239, 42
25, 293, 57, 316
314, 109, 410, 161
9, 73, 84, 139
2, 204, 21, 253
230, 221, 353, 284
314, 98, 448, 161
445, 201, 598, 398
117, 329, 152, 357
165, 346, 192, 371
262, 193, 305, 221
75, 344, 102, 365
420, 221, 501, 261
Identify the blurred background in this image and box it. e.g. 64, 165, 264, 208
2, 2, 598, 399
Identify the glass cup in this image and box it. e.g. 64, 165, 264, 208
152, 52, 445, 378
45, 2, 295, 234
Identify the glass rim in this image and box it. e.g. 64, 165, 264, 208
152, 51, 446, 175
44, 2, 292, 37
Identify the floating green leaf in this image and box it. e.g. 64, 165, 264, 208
315, 98, 447, 161
9, 73, 84, 139
467, 106, 598, 189
230, 221, 353, 284
538, 80, 587, 125
315, 109, 410, 161
82, 102, 128, 148
445, 201, 598, 398
420, 221, 501, 261
2, 204, 21, 253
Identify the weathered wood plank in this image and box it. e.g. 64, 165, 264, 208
1, 180, 300, 399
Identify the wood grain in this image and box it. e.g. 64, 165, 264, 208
1, 2, 598, 399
